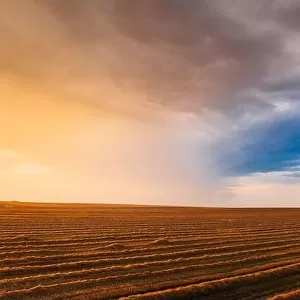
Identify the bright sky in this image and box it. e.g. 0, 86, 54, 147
1, 0, 300, 206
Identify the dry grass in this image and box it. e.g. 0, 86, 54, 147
0, 202, 300, 299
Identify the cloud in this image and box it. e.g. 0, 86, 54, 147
11, 163, 51, 175
0, 149, 21, 160
0, 149, 51, 175
1, 0, 299, 119
230, 172, 300, 207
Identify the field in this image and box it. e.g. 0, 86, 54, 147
1, 202, 300, 299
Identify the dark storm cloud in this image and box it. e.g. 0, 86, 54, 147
108, 0, 281, 112
1, 0, 298, 117
263, 75, 300, 93
269, 0, 300, 30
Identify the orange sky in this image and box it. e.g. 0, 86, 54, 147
1, 76, 214, 204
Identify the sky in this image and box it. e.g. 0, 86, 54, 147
1, 0, 300, 206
